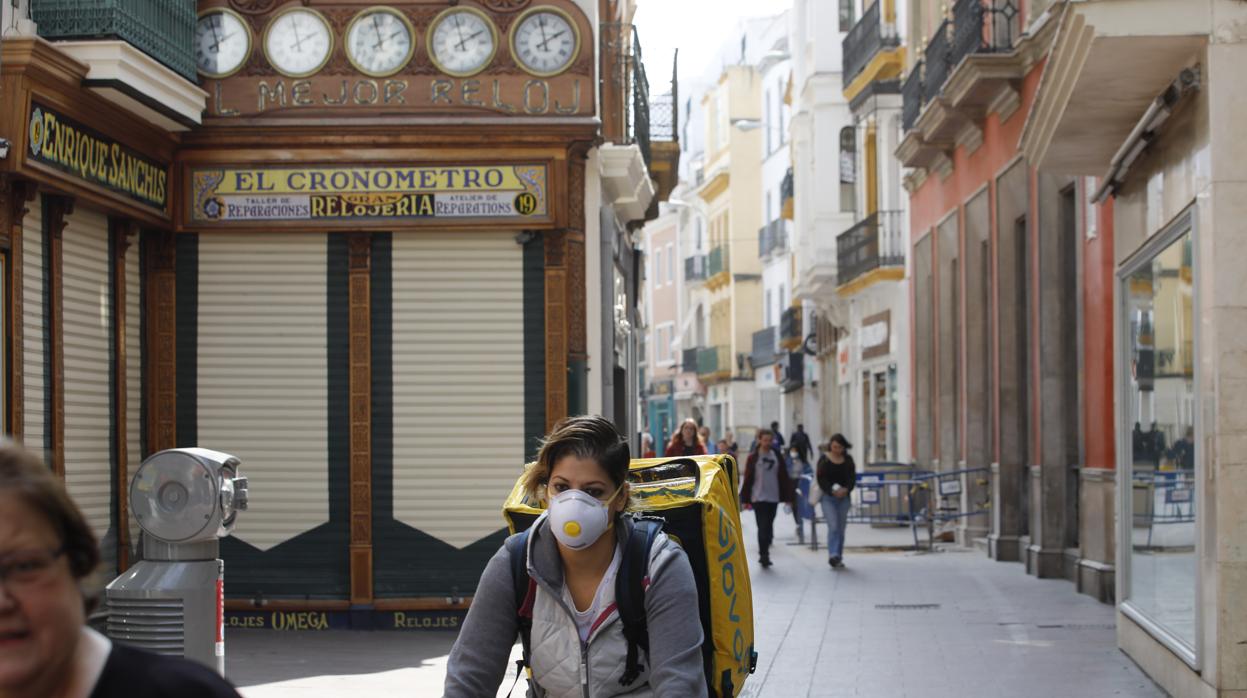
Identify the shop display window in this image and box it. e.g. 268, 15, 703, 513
1119, 213, 1198, 662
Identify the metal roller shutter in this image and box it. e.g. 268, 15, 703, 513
390, 231, 524, 549
197, 233, 330, 553
22, 201, 44, 455
125, 241, 142, 557
61, 207, 115, 577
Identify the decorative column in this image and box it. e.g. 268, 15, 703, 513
44, 195, 72, 478
347, 233, 373, 605
110, 219, 136, 571
143, 231, 177, 454
0, 177, 35, 438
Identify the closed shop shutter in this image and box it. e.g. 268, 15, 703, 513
125, 241, 142, 556
197, 234, 348, 597
22, 200, 44, 455
373, 231, 525, 596
61, 208, 116, 577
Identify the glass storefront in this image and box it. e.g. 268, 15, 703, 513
1120, 216, 1197, 659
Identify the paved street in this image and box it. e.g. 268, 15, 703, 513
227, 520, 1165, 697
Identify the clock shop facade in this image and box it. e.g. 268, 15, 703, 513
0, 0, 667, 623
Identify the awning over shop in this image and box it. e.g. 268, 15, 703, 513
1018, 1, 1206, 175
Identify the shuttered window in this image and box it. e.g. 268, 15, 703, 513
61, 208, 115, 576
390, 232, 525, 549
22, 201, 44, 453
197, 234, 329, 552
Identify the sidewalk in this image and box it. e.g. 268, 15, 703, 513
227, 521, 1165, 698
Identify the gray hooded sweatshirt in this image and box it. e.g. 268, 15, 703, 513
444, 514, 708, 697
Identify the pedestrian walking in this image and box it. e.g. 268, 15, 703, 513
787, 446, 812, 544
445, 415, 707, 697
769, 422, 786, 450
789, 424, 813, 463
740, 429, 794, 569
0, 441, 244, 698
723, 429, 739, 459
665, 419, 706, 457
698, 425, 716, 454
817, 434, 857, 569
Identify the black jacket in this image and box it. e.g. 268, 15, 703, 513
816, 454, 857, 496
789, 430, 812, 462
91, 643, 242, 698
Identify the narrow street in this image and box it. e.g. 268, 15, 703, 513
227, 519, 1163, 697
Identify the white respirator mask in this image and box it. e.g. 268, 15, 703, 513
547, 487, 622, 550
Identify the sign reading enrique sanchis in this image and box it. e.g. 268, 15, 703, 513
190, 164, 548, 224
27, 102, 169, 211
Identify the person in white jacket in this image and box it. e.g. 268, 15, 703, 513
444, 415, 707, 698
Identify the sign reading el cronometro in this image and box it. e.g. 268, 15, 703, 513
190, 164, 548, 224
27, 102, 168, 211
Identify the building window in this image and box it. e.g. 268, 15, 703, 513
777, 85, 786, 146
840, 126, 857, 214
839, 0, 855, 32
1120, 212, 1198, 660
666, 243, 674, 284
765, 290, 773, 327
655, 248, 664, 286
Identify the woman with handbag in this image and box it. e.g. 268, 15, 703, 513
816, 434, 856, 569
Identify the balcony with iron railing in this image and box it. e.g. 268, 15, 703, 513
706, 245, 730, 289
758, 219, 787, 259
31, 0, 196, 82
842, 0, 903, 96
681, 347, 699, 373
684, 254, 707, 282
837, 210, 905, 289
780, 306, 803, 351
751, 327, 778, 368
696, 346, 731, 383
897, 0, 1025, 171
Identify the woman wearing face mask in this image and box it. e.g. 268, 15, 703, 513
445, 415, 706, 697
664, 418, 705, 458
787, 446, 812, 545
0, 441, 243, 698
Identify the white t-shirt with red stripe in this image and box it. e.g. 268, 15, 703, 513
562, 543, 624, 643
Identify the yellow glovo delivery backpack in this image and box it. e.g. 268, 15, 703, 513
502, 454, 758, 697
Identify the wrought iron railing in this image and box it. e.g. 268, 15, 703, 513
758, 219, 787, 259
837, 210, 905, 286
31, 0, 196, 81
842, 1, 901, 89
751, 327, 778, 368
923, 19, 952, 104
650, 51, 679, 143
708, 245, 729, 277
780, 306, 803, 347
902, 62, 924, 132
921, 1, 1021, 106
629, 28, 652, 168
951, 0, 1020, 62
684, 254, 707, 281
697, 346, 730, 377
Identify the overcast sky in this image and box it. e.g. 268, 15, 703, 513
633, 0, 794, 90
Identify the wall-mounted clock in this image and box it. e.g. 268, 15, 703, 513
427, 7, 498, 78
264, 7, 334, 78
510, 7, 579, 78
196, 8, 252, 78
346, 7, 416, 78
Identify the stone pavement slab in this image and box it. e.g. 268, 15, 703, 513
226, 522, 1166, 698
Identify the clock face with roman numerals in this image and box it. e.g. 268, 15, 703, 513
510, 8, 579, 77
196, 9, 252, 78
264, 8, 334, 78
346, 8, 415, 77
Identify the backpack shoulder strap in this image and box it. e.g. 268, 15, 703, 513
615, 517, 664, 687
505, 530, 537, 684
